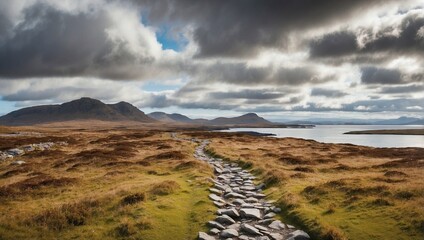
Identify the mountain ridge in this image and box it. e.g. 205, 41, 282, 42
0, 97, 155, 126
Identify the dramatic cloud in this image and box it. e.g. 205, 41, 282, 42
0, 0, 423, 118
311, 88, 347, 98
361, 67, 402, 84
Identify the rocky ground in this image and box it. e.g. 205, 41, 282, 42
194, 140, 310, 240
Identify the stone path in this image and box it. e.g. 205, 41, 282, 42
193, 140, 310, 240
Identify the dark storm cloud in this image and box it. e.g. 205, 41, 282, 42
0, 2, 162, 80
194, 62, 332, 86
310, 13, 424, 59
0, 3, 112, 78
309, 31, 358, 58
311, 88, 347, 98
360, 67, 403, 84
379, 84, 424, 93
209, 89, 285, 100
137, 0, 391, 58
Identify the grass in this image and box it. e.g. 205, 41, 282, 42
185, 131, 424, 240
0, 129, 215, 240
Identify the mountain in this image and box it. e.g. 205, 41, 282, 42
0, 97, 155, 126
208, 113, 272, 126
373, 117, 422, 125
148, 112, 276, 126
148, 112, 194, 123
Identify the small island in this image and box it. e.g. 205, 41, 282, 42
345, 129, 424, 135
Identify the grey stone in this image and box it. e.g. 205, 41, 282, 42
254, 225, 268, 232
245, 197, 259, 203
209, 194, 224, 202
241, 223, 263, 236
220, 208, 240, 218
240, 208, 262, 219
268, 220, 285, 230
286, 230, 310, 240
220, 229, 239, 238
216, 214, 236, 225
267, 233, 284, 240
273, 207, 282, 213
209, 228, 220, 235
233, 199, 245, 205
214, 201, 226, 208
227, 223, 240, 230
209, 188, 222, 195
208, 221, 225, 230
263, 212, 276, 219
198, 232, 215, 240
224, 192, 246, 199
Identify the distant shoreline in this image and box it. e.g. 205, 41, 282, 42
344, 129, 424, 135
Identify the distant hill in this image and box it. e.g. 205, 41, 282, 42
148, 112, 276, 126
373, 117, 422, 125
0, 97, 156, 126
208, 113, 272, 126
148, 112, 194, 123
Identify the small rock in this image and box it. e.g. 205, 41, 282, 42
209, 228, 220, 235
267, 233, 284, 240
240, 208, 262, 219
263, 212, 276, 219
225, 192, 246, 199
209, 188, 222, 195
220, 229, 239, 238
209, 194, 224, 202
245, 197, 259, 203
198, 232, 215, 240
208, 221, 225, 230
273, 207, 282, 213
219, 208, 240, 218
254, 225, 268, 232
227, 223, 240, 230
268, 220, 285, 230
216, 214, 236, 225
286, 230, 310, 240
241, 223, 263, 236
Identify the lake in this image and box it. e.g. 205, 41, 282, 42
220, 125, 424, 148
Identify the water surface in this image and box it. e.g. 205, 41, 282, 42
221, 125, 424, 148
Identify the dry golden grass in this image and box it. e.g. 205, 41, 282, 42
186, 131, 424, 240
0, 128, 215, 239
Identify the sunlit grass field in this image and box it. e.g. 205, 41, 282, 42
188, 132, 424, 240
0, 128, 214, 239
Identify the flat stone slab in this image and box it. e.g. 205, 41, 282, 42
241, 223, 263, 236
240, 208, 262, 219
198, 232, 215, 240
220, 229, 239, 238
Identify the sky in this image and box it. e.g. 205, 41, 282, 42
0, 0, 423, 120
